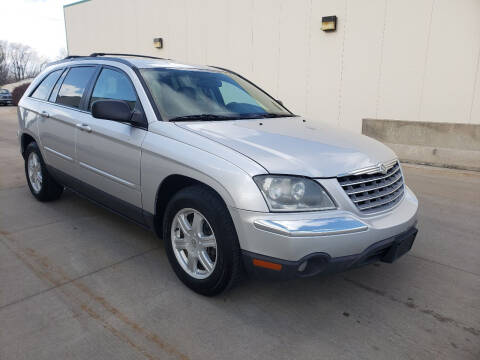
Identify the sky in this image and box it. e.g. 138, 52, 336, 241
0, 0, 78, 60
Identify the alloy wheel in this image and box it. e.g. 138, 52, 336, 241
27, 152, 43, 193
170, 208, 217, 279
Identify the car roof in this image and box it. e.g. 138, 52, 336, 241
125, 57, 212, 70
49, 55, 216, 72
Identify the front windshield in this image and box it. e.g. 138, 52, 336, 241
0, 89, 8, 94
140, 68, 292, 121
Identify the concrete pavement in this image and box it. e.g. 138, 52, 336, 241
0, 106, 479, 360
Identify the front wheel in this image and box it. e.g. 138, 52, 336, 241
163, 185, 242, 296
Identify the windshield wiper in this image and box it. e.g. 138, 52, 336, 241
170, 113, 295, 122
237, 112, 293, 119
169, 114, 240, 122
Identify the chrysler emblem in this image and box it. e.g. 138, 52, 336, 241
378, 163, 388, 174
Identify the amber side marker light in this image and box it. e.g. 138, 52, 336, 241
253, 259, 282, 271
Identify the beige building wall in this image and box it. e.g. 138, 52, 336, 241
64, 0, 480, 132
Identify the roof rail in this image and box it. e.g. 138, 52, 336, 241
46, 53, 168, 69
89, 52, 165, 60
46, 55, 86, 66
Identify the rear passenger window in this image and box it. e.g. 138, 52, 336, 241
56, 67, 96, 109
89, 68, 137, 110
31, 70, 63, 100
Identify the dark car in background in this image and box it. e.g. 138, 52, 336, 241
0, 89, 13, 106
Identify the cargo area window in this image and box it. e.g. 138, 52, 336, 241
30, 70, 63, 101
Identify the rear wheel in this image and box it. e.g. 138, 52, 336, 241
163, 185, 242, 296
24, 142, 63, 201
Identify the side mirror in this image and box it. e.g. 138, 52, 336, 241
276, 99, 284, 106
92, 100, 132, 122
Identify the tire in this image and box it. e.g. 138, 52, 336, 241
163, 185, 242, 296
24, 142, 63, 201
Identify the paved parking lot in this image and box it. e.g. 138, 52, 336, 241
0, 106, 479, 360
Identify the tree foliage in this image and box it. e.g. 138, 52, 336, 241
0, 41, 47, 86
11, 82, 31, 106
0, 42, 9, 85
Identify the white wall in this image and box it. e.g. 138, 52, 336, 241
65, 0, 480, 131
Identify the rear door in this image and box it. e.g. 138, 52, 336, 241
75, 66, 147, 217
38, 66, 97, 176
30, 69, 66, 168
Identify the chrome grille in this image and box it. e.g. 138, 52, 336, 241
337, 161, 404, 213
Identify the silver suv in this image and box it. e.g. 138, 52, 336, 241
17, 54, 418, 295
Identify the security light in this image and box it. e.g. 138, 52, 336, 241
321, 16, 337, 32
153, 38, 163, 49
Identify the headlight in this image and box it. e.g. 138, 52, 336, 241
253, 175, 336, 212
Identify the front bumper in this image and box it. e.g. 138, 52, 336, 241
229, 185, 418, 276
242, 226, 417, 279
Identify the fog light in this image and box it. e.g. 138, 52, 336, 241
298, 261, 308, 272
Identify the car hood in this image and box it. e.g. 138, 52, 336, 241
175, 117, 397, 178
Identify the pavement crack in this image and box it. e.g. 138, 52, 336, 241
0, 236, 189, 360
343, 277, 480, 337
0, 239, 159, 312
0, 214, 103, 236
408, 254, 480, 277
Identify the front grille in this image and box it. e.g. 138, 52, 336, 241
337, 161, 404, 213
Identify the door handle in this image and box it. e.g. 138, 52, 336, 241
40, 111, 49, 118
76, 123, 92, 133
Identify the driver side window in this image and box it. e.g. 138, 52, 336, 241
89, 68, 137, 110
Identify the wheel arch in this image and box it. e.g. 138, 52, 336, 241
153, 174, 232, 236
20, 132, 37, 159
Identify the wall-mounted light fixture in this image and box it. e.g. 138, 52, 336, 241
321, 16, 337, 32
153, 38, 163, 49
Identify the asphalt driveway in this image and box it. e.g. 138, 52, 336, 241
0, 106, 479, 360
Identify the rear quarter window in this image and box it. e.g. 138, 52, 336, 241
30, 70, 63, 100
